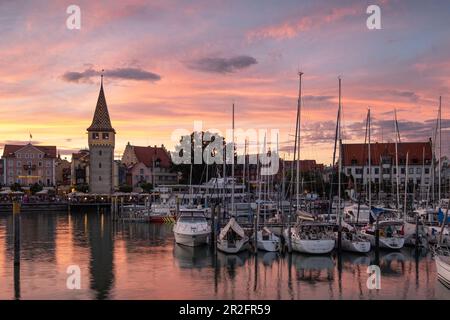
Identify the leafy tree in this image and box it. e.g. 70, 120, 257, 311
74, 183, 89, 193
10, 183, 22, 192
30, 183, 43, 195
140, 182, 153, 193
119, 184, 133, 193
172, 131, 227, 184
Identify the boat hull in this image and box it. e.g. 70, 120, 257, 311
435, 255, 450, 287
291, 239, 335, 254
174, 231, 209, 247
217, 238, 249, 254
365, 234, 405, 250
257, 239, 280, 252
341, 238, 371, 253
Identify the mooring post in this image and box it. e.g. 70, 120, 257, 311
375, 217, 380, 263
287, 213, 292, 253
253, 209, 257, 254
337, 225, 342, 254
415, 214, 420, 248
12, 199, 21, 300
211, 203, 216, 248
13, 201, 21, 266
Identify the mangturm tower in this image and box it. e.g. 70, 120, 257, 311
87, 73, 115, 194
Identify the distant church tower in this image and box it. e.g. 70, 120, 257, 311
87, 74, 115, 194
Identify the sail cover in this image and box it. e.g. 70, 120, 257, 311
219, 217, 246, 240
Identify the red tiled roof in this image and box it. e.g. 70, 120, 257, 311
282, 159, 324, 172
72, 150, 90, 161
342, 142, 432, 166
134, 146, 172, 168
2, 144, 57, 158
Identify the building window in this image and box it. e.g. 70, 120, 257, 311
425, 168, 430, 174
409, 168, 414, 174
401, 168, 405, 174
99, 150, 102, 156
92, 132, 99, 140
140, 168, 144, 175
46, 161, 51, 167
374, 168, 379, 174
346, 168, 351, 175
99, 162, 102, 168
417, 168, 422, 174
99, 176, 102, 181
17, 161, 21, 167
38, 162, 42, 167
102, 133, 109, 139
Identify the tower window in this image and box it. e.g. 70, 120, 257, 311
99, 150, 102, 156
99, 162, 102, 168
102, 133, 109, 139
99, 176, 102, 181
92, 133, 99, 140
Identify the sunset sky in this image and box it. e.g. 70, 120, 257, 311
0, 0, 449, 164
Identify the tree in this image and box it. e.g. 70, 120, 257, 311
10, 183, 22, 192
74, 183, 89, 193
172, 131, 227, 185
30, 183, 43, 195
119, 184, 132, 193
140, 182, 153, 193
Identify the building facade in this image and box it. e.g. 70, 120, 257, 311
341, 141, 433, 191
121, 143, 177, 190
71, 149, 90, 186
87, 77, 116, 194
55, 155, 71, 186
1, 143, 57, 186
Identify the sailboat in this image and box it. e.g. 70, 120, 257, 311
283, 72, 335, 255
361, 206, 405, 249
217, 103, 250, 254
255, 134, 281, 252
335, 78, 371, 254
433, 206, 450, 287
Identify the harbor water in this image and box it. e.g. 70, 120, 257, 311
0, 211, 449, 300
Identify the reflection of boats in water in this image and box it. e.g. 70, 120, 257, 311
340, 252, 371, 266
368, 251, 406, 277
283, 213, 335, 254
173, 211, 210, 247
292, 253, 334, 282
215, 250, 250, 270
173, 244, 212, 269
258, 251, 279, 266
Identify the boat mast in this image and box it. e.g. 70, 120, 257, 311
231, 103, 235, 217
438, 96, 442, 204
394, 109, 400, 215
404, 152, 409, 221
337, 77, 343, 227
421, 146, 425, 202
296, 72, 303, 210
368, 108, 372, 211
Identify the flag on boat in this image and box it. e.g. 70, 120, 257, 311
369, 206, 385, 224
437, 208, 450, 224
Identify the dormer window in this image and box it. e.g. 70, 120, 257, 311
92, 132, 99, 140
102, 133, 109, 139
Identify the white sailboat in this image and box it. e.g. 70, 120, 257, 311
217, 103, 249, 254
361, 211, 405, 250
173, 211, 210, 247
338, 221, 371, 253
255, 134, 281, 252
284, 213, 336, 254
257, 227, 280, 252
283, 72, 335, 255
217, 217, 250, 253
334, 78, 370, 254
